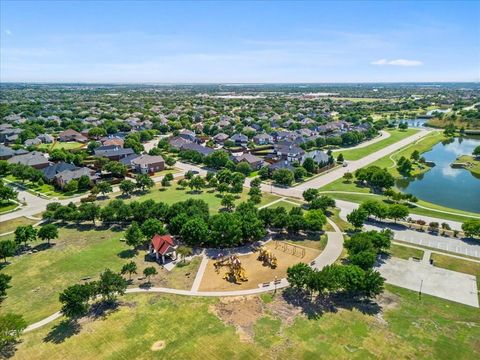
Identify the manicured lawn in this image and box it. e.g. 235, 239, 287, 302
318, 178, 479, 223
0, 216, 38, 235
453, 155, 480, 177
14, 285, 480, 359
38, 141, 85, 151
389, 244, 424, 260
333, 128, 419, 161
105, 181, 282, 213
0, 200, 18, 214
264, 200, 298, 211
431, 253, 480, 277
5, 176, 86, 199
0, 226, 129, 324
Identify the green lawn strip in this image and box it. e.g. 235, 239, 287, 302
0, 200, 18, 214
430, 253, 480, 276
265, 200, 297, 211
332, 129, 419, 161
101, 181, 281, 213
0, 216, 38, 235
15, 284, 480, 359
392, 239, 480, 261
389, 243, 424, 260
452, 155, 480, 177
317, 178, 479, 222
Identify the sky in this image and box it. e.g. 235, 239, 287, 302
1, 0, 479, 83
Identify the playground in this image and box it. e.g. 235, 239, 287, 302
198, 241, 321, 291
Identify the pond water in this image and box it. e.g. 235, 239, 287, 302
396, 137, 480, 213
391, 118, 429, 128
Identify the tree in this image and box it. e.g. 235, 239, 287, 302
78, 203, 100, 225
103, 161, 127, 178
272, 169, 294, 186
165, 156, 176, 167
0, 240, 16, 263
64, 179, 78, 193
309, 195, 335, 212
143, 266, 158, 283
180, 217, 209, 246
141, 218, 166, 240
473, 145, 480, 158
304, 209, 327, 232
462, 219, 480, 238
125, 221, 144, 249
0, 183, 17, 203
119, 180, 136, 197
397, 156, 413, 175
343, 172, 353, 183
177, 246, 193, 263
302, 157, 317, 174
302, 188, 319, 202
293, 167, 308, 181
14, 225, 37, 247
337, 153, 344, 163
0, 313, 27, 347
387, 204, 409, 223
0, 273, 12, 298
286, 263, 313, 290
205, 150, 230, 169
37, 224, 58, 245
235, 162, 252, 176
59, 283, 95, 319
410, 150, 420, 161
77, 175, 92, 191
347, 209, 368, 229
120, 261, 137, 280
221, 194, 236, 211
363, 270, 385, 297
97, 181, 113, 197
189, 175, 205, 192
96, 268, 127, 303
135, 174, 154, 192
209, 213, 243, 247
235, 202, 266, 242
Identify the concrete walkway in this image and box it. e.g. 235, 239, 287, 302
23, 219, 345, 333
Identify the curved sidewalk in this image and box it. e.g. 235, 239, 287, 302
24, 218, 344, 333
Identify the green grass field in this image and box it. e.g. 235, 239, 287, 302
0, 200, 18, 214
389, 244, 424, 260
37, 141, 85, 151
0, 216, 38, 235
333, 129, 419, 161
105, 181, 282, 213
13, 284, 480, 359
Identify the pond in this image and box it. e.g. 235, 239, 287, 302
396, 137, 480, 213
390, 118, 429, 128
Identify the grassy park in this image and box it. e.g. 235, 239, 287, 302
37, 141, 85, 151
333, 128, 419, 161
389, 243, 424, 260
12, 285, 480, 359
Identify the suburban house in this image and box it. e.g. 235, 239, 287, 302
42, 162, 77, 182
178, 129, 199, 143
101, 136, 124, 147
274, 142, 305, 163
0, 127, 22, 143
24, 138, 42, 147
94, 145, 135, 161
130, 154, 165, 174
230, 133, 248, 146
0, 145, 28, 160
180, 142, 215, 157
213, 133, 229, 144
253, 133, 273, 145
232, 153, 265, 170
7, 151, 51, 169
54, 167, 98, 188
302, 150, 330, 166
37, 134, 55, 143
168, 136, 192, 150
149, 234, 177, 264
58, 129, 88, 143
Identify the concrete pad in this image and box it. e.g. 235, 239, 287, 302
375, 257, 479, 308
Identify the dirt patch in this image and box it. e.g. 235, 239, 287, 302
210, 296, 264, 342
266, 294, 305, 326
377, 290, 401, 311
151, 340, 165, 351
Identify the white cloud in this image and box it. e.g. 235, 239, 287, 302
371, 58, 423, 66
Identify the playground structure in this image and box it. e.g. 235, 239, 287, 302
256, 247, 278, 268
214, 255, 248, 284
274, 241, 306, 258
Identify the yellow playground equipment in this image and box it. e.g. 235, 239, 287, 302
215, 255, 248, 283
257, 247, 278, 268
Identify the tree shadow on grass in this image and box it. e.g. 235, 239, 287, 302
117, 249, 136, 259
43, 319, 81, 344
89, 301, 120, 321
0, 341, 20, 359
282, 287, 381, 320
